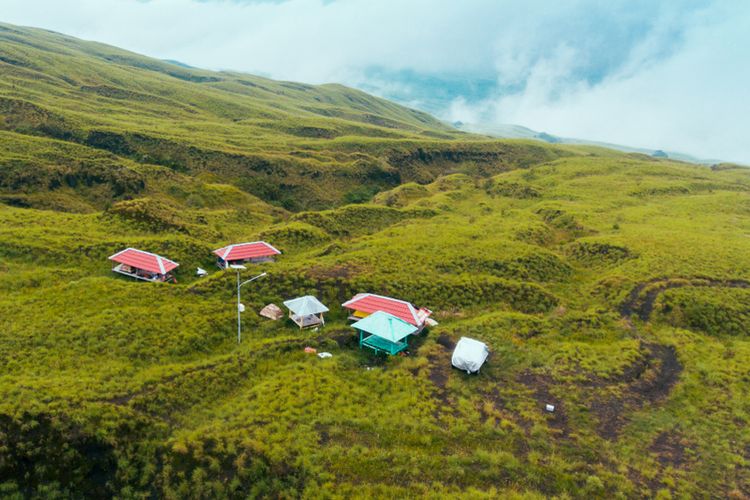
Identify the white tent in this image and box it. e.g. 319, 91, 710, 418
451, 337, 489, 374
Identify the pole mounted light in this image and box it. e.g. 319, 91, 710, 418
230, 264, 267, 344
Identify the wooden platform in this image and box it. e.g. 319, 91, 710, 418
361, 335, 407, 355
112, 264, 170, 283
291, 314, 324, 329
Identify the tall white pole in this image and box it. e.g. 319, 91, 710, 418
237, 269, 242, 344
231, 268, 266, 345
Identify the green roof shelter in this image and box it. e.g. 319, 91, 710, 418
351, 311, 418, 355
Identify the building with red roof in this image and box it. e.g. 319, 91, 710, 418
214, 241, 281, 269
109, 248, 179, 283
213, 241, 281, 269
342, 293, 432, 329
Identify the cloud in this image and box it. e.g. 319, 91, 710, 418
2, 0, 749, 162
449, 1, 750, 162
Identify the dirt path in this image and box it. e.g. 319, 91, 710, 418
619, 276, 750, 323
590, 342, 681, 440
428, 334, 456, 417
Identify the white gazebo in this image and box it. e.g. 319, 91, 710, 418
283, 295, 329, 329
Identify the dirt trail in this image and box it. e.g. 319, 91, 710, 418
427, 334, 455, 418
601, 274, 750, 438
619, 277, 750, 323
590, 342, 681, 440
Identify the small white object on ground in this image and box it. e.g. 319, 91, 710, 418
545, 404, 555, 412
196, 267, 208, 277
317, 352, 332, 359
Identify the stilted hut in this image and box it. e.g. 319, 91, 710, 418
351, 311, 418, 355
283, 296, 329, 329
109, 248, 179, 283
213, 241, 280, 269
342, 293, 432, 331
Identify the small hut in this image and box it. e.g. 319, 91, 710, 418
108, 248, 178, 283
213, 241, 281, 269
342, 293, 432, 331
351, 311, 418, 355
283, 295, 329, 329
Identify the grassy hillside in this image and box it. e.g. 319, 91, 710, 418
1, 23, 750, 499
0, 22, 570, 212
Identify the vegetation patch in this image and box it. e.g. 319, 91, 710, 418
373, 182, 430, 207
106, 197, 191, 233
291, 204, 437, 237
486, 180, 542, 199
536, 207, 587, 234
620, 277, 750, 323
258, 221, 331, 249
657, 286, 750, 336
514, 222, 554, 246
437, 252, 572, 282
158, 436, 307, 498
566, 241, 634, 266
0, 412, 118, 498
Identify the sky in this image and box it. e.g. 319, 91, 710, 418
3, 0, 749, 163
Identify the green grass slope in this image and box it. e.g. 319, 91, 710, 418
1, 22, 750, 499
0, 22, 571, 212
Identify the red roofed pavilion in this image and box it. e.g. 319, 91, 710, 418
109, 248, 179, 283
342, 293, 432, 329
213, 241, 281, 269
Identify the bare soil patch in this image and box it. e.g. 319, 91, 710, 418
517, 370, 569, 438
650, 430, 687, 469
425, 334, 455, 417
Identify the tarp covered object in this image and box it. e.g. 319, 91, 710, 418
259, 303, 284, 320
451, 337, 489, 374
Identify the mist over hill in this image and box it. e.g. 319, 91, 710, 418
452, 122, 729, 165
1, 22, 750, 498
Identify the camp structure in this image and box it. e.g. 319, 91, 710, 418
342, 293, 432, 331
351, 311, 418, 355
451, 337, 489, 374
213, 241, 281, 269
109, 248, 179, 283
283, 295, 329, 329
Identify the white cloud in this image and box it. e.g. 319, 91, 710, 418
2, 0, 749, 162
483, 1, 750, 162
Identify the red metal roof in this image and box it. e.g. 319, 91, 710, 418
213, 241, 281, 261
342, 293, 431, 326
109, 248, 179, 274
